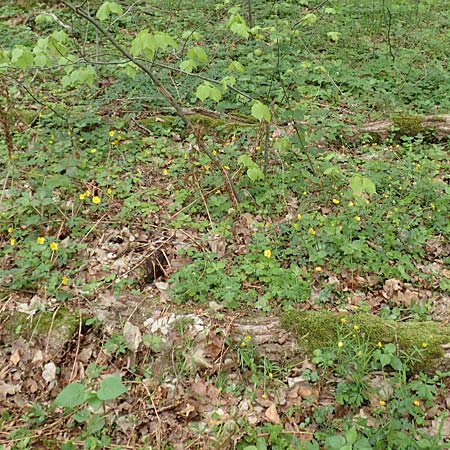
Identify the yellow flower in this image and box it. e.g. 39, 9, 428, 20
92, 196, 101, 204
302, 191, 307, 196
297, 214, 302, 221
224, 165, 230, 171
50, 242, 58, 251
79, 193, 86, 200
308, 227, 316, 236
268, 372, 273, 380
421, 342, 428, 348
337, 341, 344, 348
84, 190, 91, 197
332, 198, 340, 205
37, 237, 45, 245
90, 148, 97, 154
264, 249, 272, 258
106, 188, 112, 195
348, 201, 354, 207
215, 190, 221, 195
354, 325, 360, 331
255, 146, 261, 151
261, 392, 268, 399
231, 135, 237, 142
244, 335, 252, 342
292, 222, 299, 229
7, 227, 13, 233
212, 150, 217, 155
354, 216, 361, 222
203, 164, 209, 171
163, 168, 169, 175
109, 130, 116, 137
241, 341, 247, 348
413, 400, 420, 407
111, 140, 118, 145
79, 137, 84, 142
377, 342, 383, 348
315, 266, 322, 272
10, 238, 16, 246
379, 400, 386, 406
61, 276, 68, 286
340, 318, 347, 324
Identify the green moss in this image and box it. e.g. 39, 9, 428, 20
1, 308, 79, 355
281, 310, 450, 371
392, 114, 425, 137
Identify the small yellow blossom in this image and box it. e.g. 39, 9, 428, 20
431, 203, 436, 210
203, 164, 209, 171
255, 146, 261, 151
163, 168, 169, 175
303, 191, 307, 196
48, 139, 55, 145
215, 190, 221, 195
111, 140, 118, 145
377, 342, 383, 348
261, 393, 268, 399
84, 190, 91, 197
212, 150, 218, 155
79, 193, 86, 200
79, 137, 84, 142
315, 266, 323, 272
264, 249, 272, 258
241, 341, 247, 347
109, 130, 116, 137
106, 188, 113, 195
340, 318, 347, 324
61, 276, 68, 286
37, 237, 45, 245
348, 201, 354, 207
332, 198, 340, 205
292, 222, 299, 230
90, 148, 97, 154
7, 227, 13, 233
379, 400, 386, 406
354, 325, 360, 331
244, 335, 252, 342
354, 216, 361, 222
297, 214, 302, 221
92, 196, 101, 204
413, 400, 420, 407
224, 165, 230, 171
50, 242, 58, 251
365, 199, 370, 204
10, 238, 16, 246
231, 135, 237, 141
308, 227, 316, 236
268, 372, 273, 380
421, 342, 428, 348
337, 341, 344, 348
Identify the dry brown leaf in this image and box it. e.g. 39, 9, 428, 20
265, 403, 281, 424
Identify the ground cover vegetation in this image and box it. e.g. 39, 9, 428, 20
0, 0, 449, 448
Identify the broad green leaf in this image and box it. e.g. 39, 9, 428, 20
86, 413, 105, 435
11, 47, 33, 69
221, 76, 236, 89
186, 46, 208, 64
62, 66, 95, 88
350, 175, 376, 197
196, 83, 211, 101
54, 382, 85, 408
327, 31, 341, 42
35, 14, 53, 25
247, 167, 265, 181
345, 427, 358, 445
227, 60, 245, 74
130, 29, 154, 58
122, 62, 137, 79
96, 2, 123, 21
210, 86, 222, 102
227, 13, 250, 38
96, 375, 127, 401
180, 59, 196, 73
237, 155, 254, 168
300, 13, 318, 26
251, 101, 271, 122
153, 32, 178, 51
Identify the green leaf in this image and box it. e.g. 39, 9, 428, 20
325, 435, 346, 450
349, 175, 376, 197
11, 47, 33, 69
186, 46, 208, 64
345, 427, 358, 445
226, 13, 250, 38
247, 167, 264, 182
96, 2, 123, 21
196, 82, 211, 101
300, 13, 318, 26
251, 101, 271, 122
180, 59, 196, 73
86, 413, 105, 435
54, 382, 85, 408
327, 31, 341, 42
96, 375, 127, 401
210, 86, 222, 102
227, 60, 245, 74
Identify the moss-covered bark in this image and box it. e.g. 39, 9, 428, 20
281, 310, 450, 372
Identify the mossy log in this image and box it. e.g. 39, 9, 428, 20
351, 114, 450, 142
281, 310, 450, 372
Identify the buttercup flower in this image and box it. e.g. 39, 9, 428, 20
264, 249, 272, 258
337, 341, 344, 348
354, 216, 361, 222
379, 400, 386, 406
308, 227, 316, 236
92, 196, 101, 204
332, 198, 340, 205
61, 276, 68, 285
50, 242, 58, 251
109, 130, 116, 137
37, 237, 45, 245
10, 238, 16, 246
